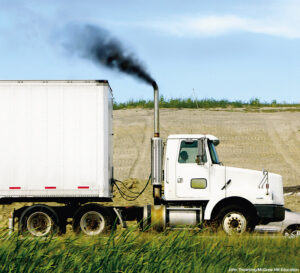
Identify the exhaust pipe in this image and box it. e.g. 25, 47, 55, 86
153, 82, 159, 137
151, 82, 163, 204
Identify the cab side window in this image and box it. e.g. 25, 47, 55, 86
178, 141, 198, 163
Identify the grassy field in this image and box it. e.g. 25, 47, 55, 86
0, 227, 299, 273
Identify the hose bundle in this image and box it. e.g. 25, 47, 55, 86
113, 175, 151, 201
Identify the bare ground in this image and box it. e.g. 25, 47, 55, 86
113, 108, 300, 211
1, 108, 300, 226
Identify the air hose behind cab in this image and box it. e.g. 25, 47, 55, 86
113, 175, 151, 201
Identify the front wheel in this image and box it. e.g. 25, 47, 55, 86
217, 206, 254, 235
222, 211, 247, 235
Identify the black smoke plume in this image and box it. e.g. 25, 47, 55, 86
63, 24, 157, 88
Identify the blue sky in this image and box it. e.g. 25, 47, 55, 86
1, 0, 300, 103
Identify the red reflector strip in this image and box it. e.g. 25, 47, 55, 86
78, 186, 89, 189
45, 187, 56, 189
9, 187, 21, 190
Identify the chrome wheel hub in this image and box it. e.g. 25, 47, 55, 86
223, 212, 247, 235
27, 212, 53, 236
80, 211, 105, 236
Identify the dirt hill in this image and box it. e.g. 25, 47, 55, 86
1, 108, 299, 226
113, 108, 300, 211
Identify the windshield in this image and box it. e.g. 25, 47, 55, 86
208, 141, 220, 164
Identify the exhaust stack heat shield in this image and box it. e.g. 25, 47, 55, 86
151, 137, 163, 186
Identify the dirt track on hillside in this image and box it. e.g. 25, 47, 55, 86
113, 108, 300, 211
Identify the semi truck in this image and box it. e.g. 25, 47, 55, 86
0, 80, 284, 236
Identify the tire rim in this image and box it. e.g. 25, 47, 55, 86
80, 211, 105, 236
222, 212, 247, 235
27, 212, 53, 236
290, 230, 300, 237
285, 229, 300, 238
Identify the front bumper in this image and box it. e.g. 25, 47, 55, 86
255, 204, 285, 224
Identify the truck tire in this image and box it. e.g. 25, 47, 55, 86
217, 205, 254, 235
72, 204, 113, 236
19, 205, 59, 237
284, 225, 300, 238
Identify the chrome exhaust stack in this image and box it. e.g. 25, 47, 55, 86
151, 82, 163, 204
153, 82, 160, 138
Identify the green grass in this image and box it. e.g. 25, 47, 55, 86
0, 227, 299, 273
113, 97, 300, 110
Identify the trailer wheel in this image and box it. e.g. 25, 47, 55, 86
217, 206, 253, 235
20, 205, 59, 237
72, 205, 112, 236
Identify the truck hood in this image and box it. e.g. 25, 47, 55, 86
225, 166, 284, 205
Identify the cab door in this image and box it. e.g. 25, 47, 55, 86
175, 140, 210, 199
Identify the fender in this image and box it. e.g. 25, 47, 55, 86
204, 196, 255, 220
204, 197, 224, 220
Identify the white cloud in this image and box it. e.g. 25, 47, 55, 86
91, 0, 300, 39
143, 14, 300, 39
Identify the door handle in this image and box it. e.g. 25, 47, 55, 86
166, 158, 169, 184
177, 177, 183, 183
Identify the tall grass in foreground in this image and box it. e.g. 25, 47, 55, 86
0, 228, 298, 273
113, 97, 300, 110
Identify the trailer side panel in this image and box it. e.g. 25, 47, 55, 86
0, 80, 113, 199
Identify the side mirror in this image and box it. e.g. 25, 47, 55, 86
196, 138, 207, 165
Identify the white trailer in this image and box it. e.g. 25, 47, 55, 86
0, 80, 113, 201
0, 80, 285, 236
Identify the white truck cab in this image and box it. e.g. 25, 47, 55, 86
159, 134, 285, 233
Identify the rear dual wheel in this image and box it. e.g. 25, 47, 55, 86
72, 205, 113, 236
20, 205, 60, 237
19, 204, 115, 236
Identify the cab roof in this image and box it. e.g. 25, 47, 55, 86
167, 134, 220, 145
